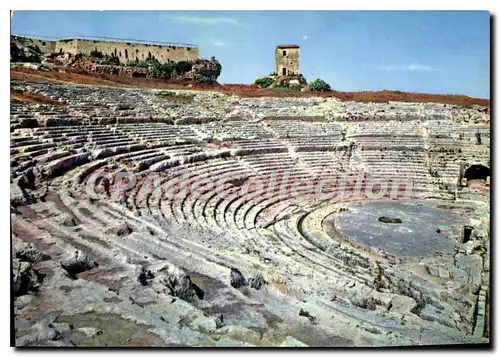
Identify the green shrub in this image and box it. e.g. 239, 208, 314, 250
175, 61, 192, 74
197, 67, 214, 78
124, 57, 221, 83
255, 77, 275, 88
150, 61, 175, 78
137, 60, 151, 68
309, 78, 331, 92
195, 75, 214, 84
127, 59, 157, 68
210, 56, 222, 78
90, 49, 104, 58
103, 54, 120, 66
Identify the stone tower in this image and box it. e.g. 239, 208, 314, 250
275, 45, 300, 76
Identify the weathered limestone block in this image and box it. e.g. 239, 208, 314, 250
59, 213, 77, 227
106, 222, 133, 237
15, 243, 50, 263
13, 260, 41, 297
455, 253, 483, 285
60, 250, 98, 278
43, 117, 81, 127
425, 264, 440, 277
77, 327, 103, 338
346, 284, 375, 309
370, 291, 394, 311
43, 153, 91, 178
151, 264, 204, 302
389, 295, 418, 315
11, 182, 27, 206
438, 267, 451, 279
450, 268, 468, 284
419, 304, 456, 328
280, 336, 308, 347
464, 240, 485, 255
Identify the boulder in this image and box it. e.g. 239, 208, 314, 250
36, 321, 63, 342
154, 265, 204, 302
107, 223, 133, 237
138, 267, 155, 286
77, 327, 103, 338
16, 167, 41, 190
13, 260, 42, 297
230, 268, 247, 288
15, 243, 50, 263
60, 250, 98, 279
60, 213, 77, 227
248, 274, 267, 290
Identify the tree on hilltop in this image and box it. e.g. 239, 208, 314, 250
309, 78, 331, 92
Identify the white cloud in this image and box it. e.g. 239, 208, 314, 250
210, 39, 234, 47
376, 63, 444, 72
164, 15, 240, 26
303, 35, 308, 40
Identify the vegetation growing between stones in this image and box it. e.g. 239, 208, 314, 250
156, 91, 194, 104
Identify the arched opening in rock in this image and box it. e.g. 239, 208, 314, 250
464, 164, 490, 182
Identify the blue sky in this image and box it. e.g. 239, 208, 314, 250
11, 10, 490, 98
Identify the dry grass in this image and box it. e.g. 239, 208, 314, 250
156, 91, 194, 104
11, 66, 490, 108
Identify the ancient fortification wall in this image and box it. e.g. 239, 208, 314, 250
275, 45, 300, 76
60, 39, 200, 63
54, 39, 78, 54
12, 35, 56, 54
14, 36, 200, 64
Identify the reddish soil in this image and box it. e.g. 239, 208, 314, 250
11, 66, 490, 108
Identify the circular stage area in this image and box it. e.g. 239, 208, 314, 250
327, 202, 468, 258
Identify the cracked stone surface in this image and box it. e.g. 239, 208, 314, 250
11, 81, 490, 347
